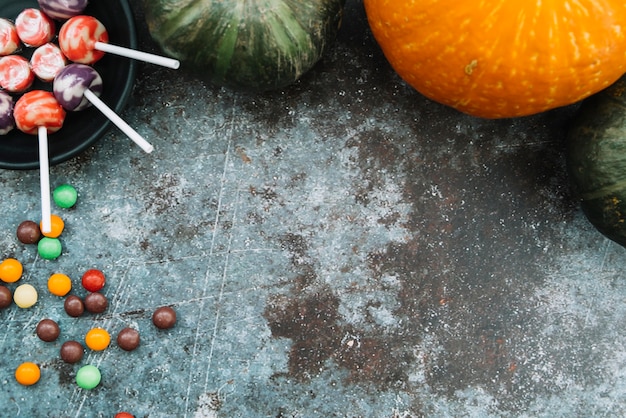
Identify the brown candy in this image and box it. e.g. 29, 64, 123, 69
64, 295, 84, 317
0, 285, 12, 309
36, 318, 60, 342
84, 292, 107, 314
16, 220, 41, 244
116, 327, 140, 351
60, 340, 83, 363
152, 306, 176, 329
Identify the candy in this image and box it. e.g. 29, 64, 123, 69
47, 272, 72, 296
14, 90, 66, 135
15, 362, 41, 386
0, 55, 34, 93
0, 258, 23, 283
36, 318, 60, 342
16, 220, 42, 244
54, 63, 154, 153
31, 42, 67, 82
13, 284, 38, 308
0, 285, 12, 309
85, 327, 110, 351
116, 327, 140, 351
40, 213, 64, 238
60, 340, 83, 363
58, 15, 107, 64
15, 8, 55, 47
0, 89, 14, 135
152, 306, 177, 329
0, 18, 19, 56
81, 268, 105, 292
84, 292, 107, 313
53, 63, 103, 111
53, 183, 77, 208
76, 364, 101, 389
38, 236, 63, 259
38, 0, 89, 20
59, 15, 179, 68
64, 294, 84, 317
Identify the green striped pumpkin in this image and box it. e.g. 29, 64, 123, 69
567, 75, 626, 247
142, 0, 345, 90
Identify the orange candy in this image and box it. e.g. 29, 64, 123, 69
85, 327, 110, 351
47, 273, 72, 296
40, 214, 64, 238
15, 362, 41, 385
0, 258, 23, 283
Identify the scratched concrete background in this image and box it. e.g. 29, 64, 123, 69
1, 1, 625, 417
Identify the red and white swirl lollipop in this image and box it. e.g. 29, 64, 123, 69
59, 15, 179, 69
14, 90, 66, 233
0, 55, 34, 93
15, 8, 55, 47
0, 18, 20, 56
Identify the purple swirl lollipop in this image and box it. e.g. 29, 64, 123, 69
53, 63, 153, 153
0, 89, 14, 135
53, 63, 102, 111
37, 0, 89, 20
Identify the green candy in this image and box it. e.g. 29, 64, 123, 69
76, 365, 101, 390
53, 184, 78, 208
37, 237, 62, 260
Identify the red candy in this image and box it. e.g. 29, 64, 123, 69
59, 15, 108, 65
0, 55, 34, 93
0, 18, 20, 56
81, 269, 106, 292
31, 42, 67, 82
15, 8, 55, 47
14, 90, 66, 135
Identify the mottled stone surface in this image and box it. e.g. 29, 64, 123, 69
0, 1, 625, 417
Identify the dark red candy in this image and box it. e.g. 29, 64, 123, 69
84, 292, 107, 313
16, 220, 41, 244
0, 285, 12, 308
60, 340, 84, 363
152, 306, 176, 329
64, 295, 84, 317
116, 327, 140, 351
36, 318, 60, 342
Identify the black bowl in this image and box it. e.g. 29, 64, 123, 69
0, 0, 137, 170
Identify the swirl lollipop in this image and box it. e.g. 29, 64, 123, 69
0, 18, 20, 56
54, 64, 153, 153
59, 15, 179, 69
14, 91, 66, 233
38, 0, 89, 20
0, 90, 14, 135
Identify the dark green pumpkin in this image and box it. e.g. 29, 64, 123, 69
567, 75, 626, 246
142, 0, 345, 91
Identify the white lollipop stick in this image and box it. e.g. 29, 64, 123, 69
94, 42, 180, 69
38, 126, 52, 233
83, 89, 154, 153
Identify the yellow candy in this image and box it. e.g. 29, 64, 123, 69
47, 273, 72, 296
40, 214, 64, 238
15, 362, 40, 386
0, 258, 23, 283
85, 327, 110, 351
13, 284, 37, 308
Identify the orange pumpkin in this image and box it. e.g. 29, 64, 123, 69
363, 0, 626, 118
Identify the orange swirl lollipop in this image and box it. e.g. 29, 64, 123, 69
59, 15, 179, 68
14, 91, 66, 233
